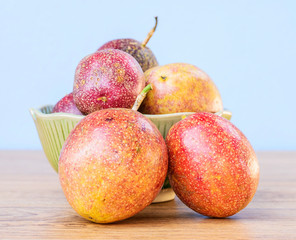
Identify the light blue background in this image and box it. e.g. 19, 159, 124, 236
0, 0, 295, 150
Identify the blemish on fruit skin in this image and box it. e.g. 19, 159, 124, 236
105, 117, 113, 122
97, 96, 107, 102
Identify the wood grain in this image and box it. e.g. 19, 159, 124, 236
0, 151, 295, 239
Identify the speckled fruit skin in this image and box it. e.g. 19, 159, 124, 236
166, 112, 259, 218
52, 93, 83, 115
139, 63, 223, 114
98, 39, 158, 72
73, 49, 145, 115
59, 108, 168, 223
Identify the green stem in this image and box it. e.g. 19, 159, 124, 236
132, 84, 152, 111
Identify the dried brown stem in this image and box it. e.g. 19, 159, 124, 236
142, 17, 158, 47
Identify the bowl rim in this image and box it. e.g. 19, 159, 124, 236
29, 105, 232, 120
30, 105, 84, 121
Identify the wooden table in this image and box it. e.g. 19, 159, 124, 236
0, 151, 295, 239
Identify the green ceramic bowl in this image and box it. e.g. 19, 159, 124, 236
30, 105, 232, 203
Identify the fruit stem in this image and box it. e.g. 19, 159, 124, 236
132, 84, 152, 111
142, 17, 158, 47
